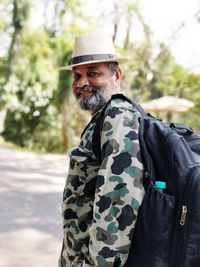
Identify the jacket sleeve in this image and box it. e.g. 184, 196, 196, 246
86, 105, 145, 267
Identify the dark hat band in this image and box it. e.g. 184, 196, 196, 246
71, 54, 116, 65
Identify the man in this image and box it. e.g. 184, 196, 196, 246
59, 31, 145, 267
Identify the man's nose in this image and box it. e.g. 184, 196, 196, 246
77, 76, 89, 88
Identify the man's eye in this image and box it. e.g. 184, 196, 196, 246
73, 74, 80, 80
88, 72, 97, 77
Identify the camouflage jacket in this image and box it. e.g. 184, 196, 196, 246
59, 96, 145, 267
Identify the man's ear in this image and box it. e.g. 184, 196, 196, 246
115, 68, 122, 83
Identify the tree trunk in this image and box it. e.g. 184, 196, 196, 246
61, 103, 74, 151
6, 0, 30, 82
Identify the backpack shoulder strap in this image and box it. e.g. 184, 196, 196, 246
111, 93, 148, 118
92, 93, 148, 161
92, 98, 112, 161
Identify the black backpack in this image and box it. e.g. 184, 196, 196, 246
92, 94, 200, 267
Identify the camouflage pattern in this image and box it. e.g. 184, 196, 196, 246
59, 97, 145, 267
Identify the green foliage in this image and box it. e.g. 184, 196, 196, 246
3, 105, 63, 153
24, 110, 64, 153
1, 30, 61, 151
2, 74, 58, 149
123, 40, 154, 101
1, 0, 200, 153
12, 0, 30, 30
56, 51, 72, 106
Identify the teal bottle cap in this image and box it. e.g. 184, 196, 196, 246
155, 181, 166, 189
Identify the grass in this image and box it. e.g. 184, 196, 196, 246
0, 136, 19, 149
0, 136, 46, 154
0, 135, 67, 155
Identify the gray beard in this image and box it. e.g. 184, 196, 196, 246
74, 86, 108, 111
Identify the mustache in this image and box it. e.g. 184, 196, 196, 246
75, 86, 97, 98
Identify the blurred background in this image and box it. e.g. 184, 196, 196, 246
1, 0, 200, 154
0, 1, 200, 266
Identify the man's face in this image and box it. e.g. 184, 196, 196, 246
72, 62, 121, 113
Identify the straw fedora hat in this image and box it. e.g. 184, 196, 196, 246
60, 31, 128, 70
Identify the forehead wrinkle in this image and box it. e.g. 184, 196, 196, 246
72, 63, 108, 72
72, 66, 96, 74
86, 64, 100, 70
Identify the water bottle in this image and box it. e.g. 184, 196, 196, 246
155, 181, 166, 193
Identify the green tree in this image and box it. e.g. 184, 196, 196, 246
2, 30, 60, 151
1, 0, 200, 152
1, 0, 94, 152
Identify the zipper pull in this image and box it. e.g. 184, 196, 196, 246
180, 205, 187, 226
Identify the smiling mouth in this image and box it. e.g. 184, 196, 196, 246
76, 87, 96, 98
80, 91, 93, 97
76, 91, 93, 98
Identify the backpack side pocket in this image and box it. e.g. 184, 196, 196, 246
126, 182, 176, 267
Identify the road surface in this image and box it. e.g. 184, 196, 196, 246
0, 147, 68, 267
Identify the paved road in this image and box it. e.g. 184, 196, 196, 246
0, 147, 68, 267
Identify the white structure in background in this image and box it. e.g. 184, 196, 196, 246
141, 95, 194, 113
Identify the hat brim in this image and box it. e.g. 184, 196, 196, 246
60, 57, 128, 70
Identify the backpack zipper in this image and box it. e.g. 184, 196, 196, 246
180, 205, 187, 226
180, 165, 200, 226
169, 166, 199, 266
165, 133, 199, 227
165, 134, 198, 227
